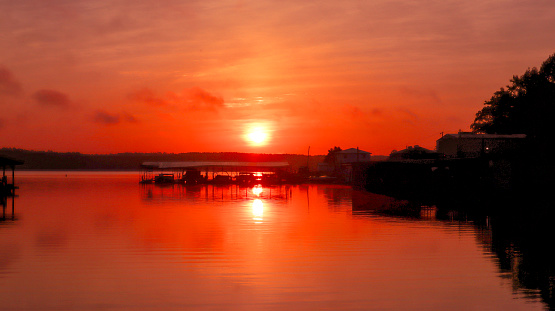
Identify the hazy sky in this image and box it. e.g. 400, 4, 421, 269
1, 0, 554, 155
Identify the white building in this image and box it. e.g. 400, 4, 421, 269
333, 148, 371, 182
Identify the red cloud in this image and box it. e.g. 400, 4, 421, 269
128, 86, 224, 111
0, 66, 23, 97
93, 110, 138, 125
93, 110, 120, 125
32, 89, 71, 108
128, 87, 168, 106
183, 87, 224, 109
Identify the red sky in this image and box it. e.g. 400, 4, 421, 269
1, 0, 554, 155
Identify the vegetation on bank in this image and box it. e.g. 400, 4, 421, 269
0, 148, 324, 171
472, 52, 555, 161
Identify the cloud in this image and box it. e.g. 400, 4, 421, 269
399, 87, 442, 104
343, 104, 365, 120
128, 87, 168, 106
182, 87, 224, 110
0, 66, 23, 97
32, 89, 71, 108
93, 110, 138, 125
397, 107, 420, 125
123, 112, 138, 123
128, 86, 225, 111
93, 110, 120, 125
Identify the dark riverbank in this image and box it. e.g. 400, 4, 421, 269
0, 148, 323, 172
352, 155, 555, 209
351, 187, 555, 310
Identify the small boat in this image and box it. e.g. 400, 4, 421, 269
139, 177, 153, 184
154, 173, 175, 184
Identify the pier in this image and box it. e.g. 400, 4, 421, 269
140, 161, 296, 185
1, 156, 24, 197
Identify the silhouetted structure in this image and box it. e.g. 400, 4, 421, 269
471, 52, 555, 161
389, 145, 440, 161
0, 156, 24, 197
318, 147, 371, 183
436, 132, 526, 158
140, 161, 293, 185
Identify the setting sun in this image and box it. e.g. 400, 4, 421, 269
245, 127, 269, 146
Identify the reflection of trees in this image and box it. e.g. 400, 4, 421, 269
353, 191, 554, 309
436, 198, 555, 309
488, 206, 555, 309
321, 186, 352, 211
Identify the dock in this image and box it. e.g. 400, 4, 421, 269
1, 156, 24, 197
140, 161, 297, 185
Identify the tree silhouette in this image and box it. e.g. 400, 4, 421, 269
324, 146, 342, 164
471, 53, 555, 158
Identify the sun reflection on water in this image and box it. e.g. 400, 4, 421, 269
252, 199, 264, 221
252, 185, 263, 196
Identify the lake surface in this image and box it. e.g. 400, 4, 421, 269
0, 172, 551, 310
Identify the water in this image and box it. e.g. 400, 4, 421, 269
0, 172, 550, 310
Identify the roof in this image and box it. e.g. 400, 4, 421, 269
439, 133, 526, 140
391, 145, 438, 154
337, 148, 371, 154
141, 161, 290, 169
0, 156, 24, 166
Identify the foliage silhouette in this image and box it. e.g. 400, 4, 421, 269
471, 53, 555, 159
324, 146, 342, 164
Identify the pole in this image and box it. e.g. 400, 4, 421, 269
307, 146, 310, 172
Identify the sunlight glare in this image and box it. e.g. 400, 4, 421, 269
248, 128, 267, 145
243, 123, 272, 147
253, 186, 263, 196
252, 199, 264, 219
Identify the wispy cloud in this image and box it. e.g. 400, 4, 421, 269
93, 110, 120, 125
182, 87, 224, 110
93, 110, 138, 125
0, 66, 23, 97
32, 89, 72, 108
128, 87, 167, 106
129, 86, 224, 111
399, 87, 442, 105
122, 112, 138, 123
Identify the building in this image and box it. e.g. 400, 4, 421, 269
333, 148, 371, 182
335, 148, 371, 165
1, 156, 24, 197
389, 145, 441, 161
436, 132, 526, 158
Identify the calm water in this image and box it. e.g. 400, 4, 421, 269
0, 172, 550, 310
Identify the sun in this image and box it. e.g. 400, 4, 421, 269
245, 127, 268, 146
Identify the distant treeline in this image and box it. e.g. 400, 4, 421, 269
0, 148, 325, 171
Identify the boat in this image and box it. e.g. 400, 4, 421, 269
154, 173, 175, 184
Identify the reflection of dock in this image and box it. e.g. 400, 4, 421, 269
140, 183, 293, 203
1, 196, 16, 222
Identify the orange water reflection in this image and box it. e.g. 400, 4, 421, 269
0, 172, 547, 310
252, 199, 263, 221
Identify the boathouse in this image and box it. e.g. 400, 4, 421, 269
140, 161, 292, 184
1, 156, 24, 197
